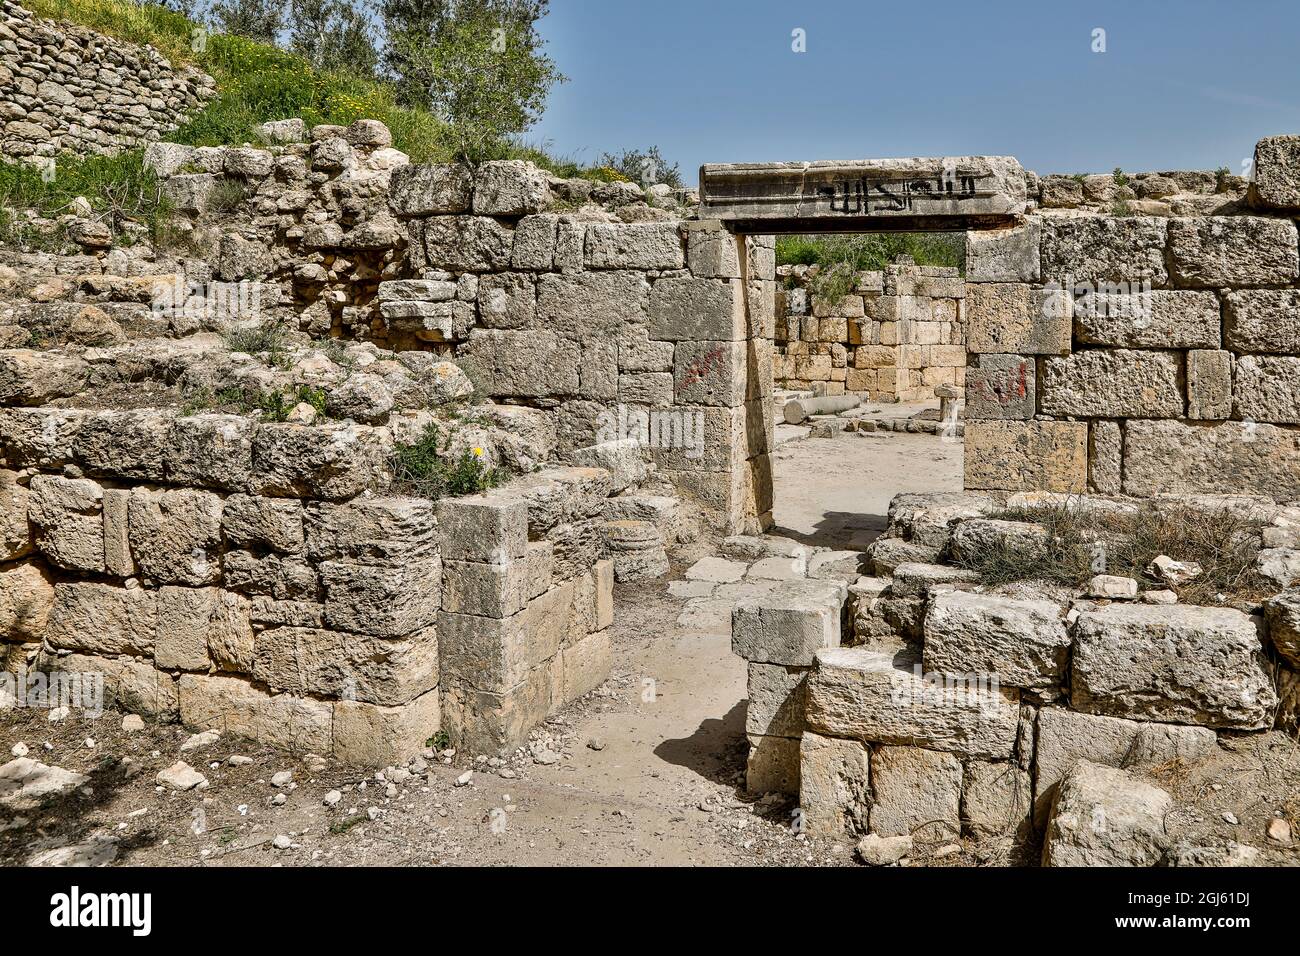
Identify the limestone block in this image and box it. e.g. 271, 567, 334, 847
566, 439, 646, 494
333, 690, 441, 766
458, 328, 580, 398
618, 325, 676, 373
0, 407, 87, 469
27, 474, 103, 573
888, 562, 981, 597
966, 282, 1069, 355
673, 340, 746, 406
222, 551, 319, 600
686, 224, 742, 278
964, 421, 1087, 493
1264, 590, 1300, 669
1041, 760, 1171, 867
165, 414, 256, 491
442, 542, 553, 618
964, 219, 1040, 282
962, 760, 1032, 841
45, 582, 156, 656
1074, 289, 1219, 349
1234, 355, 1300, 424
251, 423, 391, 500
472, 160, 550, 215
1225, 289, 1300, 354
0, 471, 31, 562
648, 276, 746, 342
221, 494, 304, 553
923, 590, 1070, 689
319, 558, 442, 637
178, 673, 333, 754
155, 586, 218, 671
126, 486, 221, 585
305, 497, 437, 564
584, 222, 684, 270
1167, 216, 1299, 287
476, 271, 536, 330
0, 349, 88, 405
1041, 349, 1183, 418
511, 214, 559, 270
798, 731, 870, 836
253, 623, 438, 705
1033, 707, 1217, 825
1187, 349, 1232, 420
745, 662, 808, 738
805, 646, 1020, 759
746, 733, 799, 796
965, 353, 1034, 420
439, 580, 573, 691
1251, 135, 1300, 209
536, 271, 650, 336
440, 666, 553, 754
1071, 603, 1277, 729
731, 579, 845, 666
869, 745, 962, 840
208, 591, 255, 673
947, 519, 1049, 564
436, 493, 528, 564
0, 561, 54, 642
389, 164, 473, 215
419, 215, 513, 271
617, 372, 674, 405
1122, 419, 1300, 498
1089, 420, 1123, 494
559, 627, 611, 704
1039, 217, 1169, 285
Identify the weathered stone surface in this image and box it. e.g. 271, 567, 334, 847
418, 215, 513, 271
1041, 760, 1172, 867
473, 160, 550, 215
886, 491, 997, 548
731, 580, 845, 666
0, 471, 31, 562
389, 163, 472, 216
251, 423, 390, 500
648, 277, 745, 342
1122, 419, 1300, 498
254, 623, 437, 706
333, 691, 440, 766
0, 561, 54, 642
179, 673, 332, 754
963, 760, 1032, 841
458, 329, 579, 398
965, 353, 1034, 420
535, 271, 650, 336
475, 271, 536, 330
51, 651, 178, 720
798, 730, 870, 836
1039, 217, 1169, 285
965, 282, 1070, 355
1234, 356, 1300, 424
0, 757, 89, 809
305, 497, 437, 564
442, 542, 552, 618
745, 733, 799, 796
222, 551, 319, 600
221, 494, 304, 553
964, 421, 1087, 493
699, 156, 1028, 223
166, 414, 256, 490
155, 586, 218, 671
1073, 289, 1219, 349
0, 407, 86, 469
947, 518, 1049, 563
27, 474, 103, 573
1225, 289, 1300, 354
805, 647, 1020, 759
855, 833, 913, 866
72, 409, 171, 481
584, 223, 683, 270
318, 558, 441, 637
869, 745, 962, 840
1263, 590, 1300, 668
964, 219, 1040, 282
686, 223, 742, 278
436, 493, 528, 564
439, 581, 573, 691
1187, 349, 1232, 420
1071, 603, 1277, 729
923, 590, 1069, 689
126, 487, 222, 585
558, 627, 611, 703
1041, 349, 1183, 418
1167, 217, 1299, 287
45, 583, 156, 656
1033, 707, 1217, 823
0, 349, 88, 405
1251, 135, 1300, 209
673, 340, 746, 406
745, 662, 807, 738
440, 665, 553, 754
888, 562, 980, 597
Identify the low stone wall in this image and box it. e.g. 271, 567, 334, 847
963, 138, 1300, 500
0, 1, 216, 162
775, 261, 965, 401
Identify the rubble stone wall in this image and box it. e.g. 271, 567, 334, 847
775, 262, 966, 401
963, 140, 1300, 500
0, 0, 216, 162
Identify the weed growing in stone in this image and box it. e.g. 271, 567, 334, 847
391, 421, 505, 500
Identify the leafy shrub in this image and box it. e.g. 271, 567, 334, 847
775, 233, 965, 273
596, 146, 682, 189
391, 422, 505, 500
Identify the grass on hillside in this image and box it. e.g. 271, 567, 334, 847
952, 501, 1270, 606
776, 233, 965, 273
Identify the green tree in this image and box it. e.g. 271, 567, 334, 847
381, 0, 563, 162
208, 0, 286, 42
289, 0, 379, 76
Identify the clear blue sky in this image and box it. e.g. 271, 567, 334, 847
530, 0, 1300, 185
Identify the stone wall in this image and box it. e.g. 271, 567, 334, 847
963, 139, 1300, 500
774, 261, 965, 400
0, 0, 215, 163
